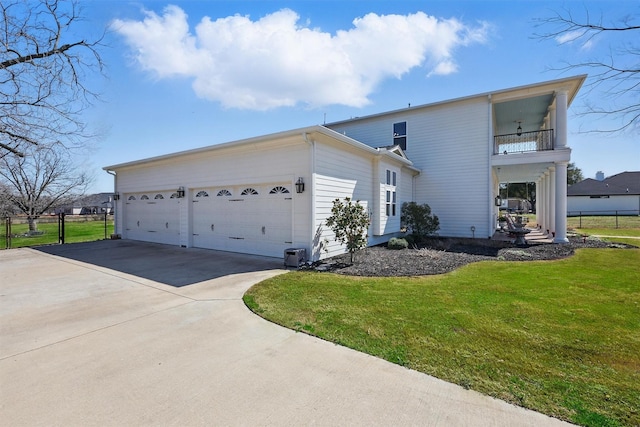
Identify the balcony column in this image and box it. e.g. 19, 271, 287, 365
555, 90, 568, 149
554, 161, 569, 243
549, 166, 556, 237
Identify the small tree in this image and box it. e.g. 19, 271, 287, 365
567, 162, 584, 186
325, 197, 370, 264
401, 202, 439, 242
0, 146, 89, 231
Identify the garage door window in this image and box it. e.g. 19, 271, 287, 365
195, 191, 209, 198
241, 188, 259, 195
154, 194, 164, 199
170, 192, 179, 198
217, 189, 232, 196
128, 195, 136, 201
269, 186, 290, 194
141, 195, 149, 200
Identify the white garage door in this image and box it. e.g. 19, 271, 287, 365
192, 183, 292, 257
124, 191, 180, 245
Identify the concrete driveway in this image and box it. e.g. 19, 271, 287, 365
0, 241, 570, 426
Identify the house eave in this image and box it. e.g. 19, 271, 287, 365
103, 124, 420, 174
326, 74, 587, 127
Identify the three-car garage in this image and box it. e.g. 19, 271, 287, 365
122, 182, 293, 257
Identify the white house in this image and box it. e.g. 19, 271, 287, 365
104, 75, 586, 261
568, 171, 640, 215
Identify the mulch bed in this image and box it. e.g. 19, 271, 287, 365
304, 235, 636, 277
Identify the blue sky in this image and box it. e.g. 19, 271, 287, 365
80, 0, 639, 193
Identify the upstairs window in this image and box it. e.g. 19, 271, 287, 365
393, 122, 407, 151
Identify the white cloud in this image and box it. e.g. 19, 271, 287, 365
112, 7, 489, 110
555, 29, 593, 51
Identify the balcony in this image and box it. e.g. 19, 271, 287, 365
494, 129, 554, 155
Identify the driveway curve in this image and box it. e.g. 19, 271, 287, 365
0, 241, 570, 426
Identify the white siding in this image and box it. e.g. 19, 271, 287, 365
329, 97, 491, 239
312, 141, 373, 260
114, 137, 313, 258
568, 195, 640, 215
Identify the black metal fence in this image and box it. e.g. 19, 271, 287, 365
1, 213, 114, 249
567, 210, 640, 229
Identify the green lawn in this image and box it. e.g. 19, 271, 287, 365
567, 215, 640, 231
1, 217, 113, 249
245, 249, 640, 426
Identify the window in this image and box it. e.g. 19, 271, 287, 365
386, 191, 391, 216
154, 194, 164, 199
217, 189, 232, 197
269, 186, 290, 194
140, 195, 149, 200
241, 188, 259, 195
127, 195, 136, 201
195, 191, 209, 198
393, 122, 407, 150
386, 170, 396, 186
385, 169, 397, 217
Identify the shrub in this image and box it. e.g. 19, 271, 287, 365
325, 197, 371, 263
387, 237, 408, 250
401, 202, 439, 242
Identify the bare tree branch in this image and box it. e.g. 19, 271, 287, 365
534, 5, 640, 134
0, 0, 105, 157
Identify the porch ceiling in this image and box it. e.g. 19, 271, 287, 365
494, 94, 554, 135
495, 163, 551, 183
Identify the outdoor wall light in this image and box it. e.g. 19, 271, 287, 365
113, 193, 120, 201
177, 186, 185, 198
494, 195, 502, 206
295, 177, 305, 194
516, 121, 523, 136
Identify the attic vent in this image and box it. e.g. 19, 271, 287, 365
217, 189, 232, 196
241, 188, 259, 195
195, 191, 209, 198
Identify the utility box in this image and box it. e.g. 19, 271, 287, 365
284, 248, 306, 268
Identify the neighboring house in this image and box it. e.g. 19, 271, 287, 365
56, 193, 114, 215
567, 171, 640, 215
104, 75, 586, 260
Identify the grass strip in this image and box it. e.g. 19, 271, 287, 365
1, 218, 114, 249
245, 249, 640, 426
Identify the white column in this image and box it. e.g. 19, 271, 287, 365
535, 178, 542, 227
544, 171, 551, 235
549, 166, 556, 237
549, 105, 556, 139
554, 161, 569, 243
555, 90, 568, 149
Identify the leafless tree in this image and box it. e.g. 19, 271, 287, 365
1, 0, 104, 157
535, 6, 640, 133
0, 147, 89, 231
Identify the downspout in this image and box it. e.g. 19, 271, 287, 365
487, 94, 494, 238
106, 169, 118, 237
303, 132, 317, 260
